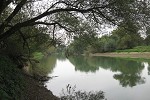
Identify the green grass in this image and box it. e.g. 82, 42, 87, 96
116, 46, 150, 53
32, 52, 44, 60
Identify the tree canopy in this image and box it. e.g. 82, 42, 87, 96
0, 0, 150, 58
0, 0, 149, 42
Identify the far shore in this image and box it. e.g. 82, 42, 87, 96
90, 52, 150, 59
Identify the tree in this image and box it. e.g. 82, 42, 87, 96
0, 0, 149, 43
66, 21, 98, 55
111, 21, 143, 49
145, 27, 150, 45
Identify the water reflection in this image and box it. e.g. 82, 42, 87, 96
56, 53, 67, 61
69, 56, 99, 72
32, 55, 57, 76
69, 56, 146, 87
148, 64, 150, 75
45, 55, 150, 100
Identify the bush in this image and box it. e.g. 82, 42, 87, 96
0, 56, 24, 100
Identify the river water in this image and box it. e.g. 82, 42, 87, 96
36, 55, 150, 100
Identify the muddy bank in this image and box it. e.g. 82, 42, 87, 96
23, 73, 59, 100
90, 52, 150, 59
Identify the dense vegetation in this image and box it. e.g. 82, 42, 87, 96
0, 56, 24, 100
116, 46, 150, 52
0, 0, 150, 99
66, 23, 150, 55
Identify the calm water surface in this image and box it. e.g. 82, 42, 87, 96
39, 55, 150, 100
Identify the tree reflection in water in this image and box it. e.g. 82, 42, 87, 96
32, 55, 57, 76
69, 56, 99, 72
69, 56, 146, 87
147, 62, 150, 75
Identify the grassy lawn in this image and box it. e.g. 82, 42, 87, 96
116, 46, 150, 52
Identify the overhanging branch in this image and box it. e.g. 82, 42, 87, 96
18, 29, 30, 55
0, 0, 27, 34
31, 21, 74, 32
0, 1, 117, 41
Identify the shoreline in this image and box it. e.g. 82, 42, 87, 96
23, 72, 59, 100
90, 52, 150, 59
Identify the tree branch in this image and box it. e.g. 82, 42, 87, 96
30, 21, 74, 32
0, 1, 116, 41
52, 24, 56, 40
0, 0, 12, 16
93, 9, 117, 25
0, 0, 27, 34
18, 29, 30, 55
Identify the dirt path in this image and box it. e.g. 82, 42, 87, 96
90, 52, 150, 59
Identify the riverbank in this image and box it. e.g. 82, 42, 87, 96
23, 73, 59, 100
0, 55, 59, 100
22, 52, 59, 100
90, 52, 150, 59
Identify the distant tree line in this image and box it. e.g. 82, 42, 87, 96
66, 21, 150, 55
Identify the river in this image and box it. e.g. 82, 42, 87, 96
35, 55, 150, 100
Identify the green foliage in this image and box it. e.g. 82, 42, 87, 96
116, 46, 150, 52
1, 0, 150, 99
144, 27, 150, 45
1, 34, 25, 56
68, 56, 146, 87
69, 56, 99, 72
32, 52, 44, 60
66, 22, 98, 55
98, 35, 117, 52
66, 19, 144, 54
31, 55, 57, 76
0, 90, 11, 100
111, 22, 143, 50
0, 5, 55, 57
0, 56, 24, 100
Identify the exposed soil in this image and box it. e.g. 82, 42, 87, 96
23, 73, 59, 100
90, 52, 150, 59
